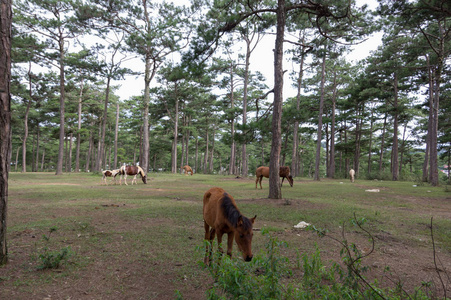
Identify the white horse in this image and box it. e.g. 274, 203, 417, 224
349, 169, 355, 183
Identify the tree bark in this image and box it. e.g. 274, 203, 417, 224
379, 113, 387, 174
114, 102, 119, 170
35, 125, 39, 172
268, 0, 285, 199
422, 55, 433, 182
327, 72, 337, 178
55, 36, 66, 175
314, 49, 326, 181
75, 77, 84, 172
291, 35, 305, 178
0, 0, 12, 265
391, 72, 399, 181
228, 63, 236, 175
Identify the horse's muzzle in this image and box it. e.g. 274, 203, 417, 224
245, 255, 253, 262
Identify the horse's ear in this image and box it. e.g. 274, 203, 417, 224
251, 215, 257, 224
237, 216, 243, 226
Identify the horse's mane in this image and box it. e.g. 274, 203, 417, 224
137, 166, 146, 177
221, 193, 252, 230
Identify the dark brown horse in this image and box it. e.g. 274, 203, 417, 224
118, 165, 147, 185
203, 187, 256, 264
181, 165, 193, 176
255, 166, 294, 189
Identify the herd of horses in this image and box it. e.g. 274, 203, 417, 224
101, 164, 356, 262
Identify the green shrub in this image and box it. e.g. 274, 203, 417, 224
35, 227, 72, 270
204, 225, 434, 300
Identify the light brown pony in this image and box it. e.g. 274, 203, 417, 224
118, 165, 147, 185
203, 187, 256, 264
349, 169, 355, 183
255, 166, 294, 189
181, 165, 193, 176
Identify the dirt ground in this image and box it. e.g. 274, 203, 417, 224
1, 179, 451, 299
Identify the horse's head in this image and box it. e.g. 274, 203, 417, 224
142, 175, 147, 184
287, 175, 294, 187
234, 215, 256, 262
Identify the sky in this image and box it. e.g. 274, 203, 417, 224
111, 0, 383, 102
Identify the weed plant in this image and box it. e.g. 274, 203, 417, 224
35, 227, 72, 270
204, 227, 434, 300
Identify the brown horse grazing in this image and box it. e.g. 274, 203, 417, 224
119, 165, 147, 185
255, 166, 294, 189
203, 187, 256, 264
181, 165, 193, 176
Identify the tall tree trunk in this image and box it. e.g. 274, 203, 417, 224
291, 35, 305, 178
55, 37, 66, 175
399, 123, 407, 175
40, 147, 45, 171
195, 136, 199, 172
75, 77, 84, 173
367, 107, 374, 176
68, 133, 73, 172
422, 55, 433, 182
240, 29, 260, 177
142, 55, 152, 173
21, 98, 31, 173
22, 64, 33, 173
171, 85, 179, 173
0, 0, 12, 264
391, 72, 399, 181
379, 113, 387, 174
85, 125, 93, 172
328, 72, 337, 178
209, 127, 216, 173
429, 73, 440, 186
185, 116, 191, 166
203, 123, 209, 174
353, 106, 363, 177
268, 0, 285, 199
31, 130, 35, 172
229, 63, 236, 175
314, 50, 326, 181
114, 102, 119, 170
35, 125, 39, 172
14, 146, 19, 172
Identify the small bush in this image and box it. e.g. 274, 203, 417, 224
35, 227, 72, 270
37, 246, 72, 270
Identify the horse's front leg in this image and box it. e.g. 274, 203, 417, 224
281, 176, 285, 187
216, 231, 225, 256
124, 174, 128, 185
226, 232, 234, 258
204, 223, 215, 265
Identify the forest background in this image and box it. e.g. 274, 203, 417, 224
9, 0, 451, 190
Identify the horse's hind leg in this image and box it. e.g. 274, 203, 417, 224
259, 176, 263, 189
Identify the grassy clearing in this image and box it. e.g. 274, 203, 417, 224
2, 172, 451, 299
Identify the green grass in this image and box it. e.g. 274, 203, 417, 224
3, 172, 451, 298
